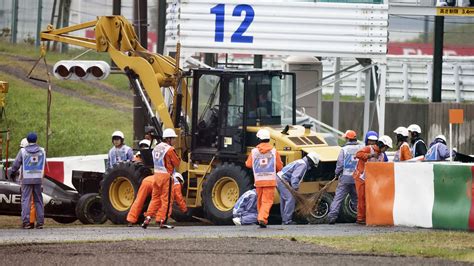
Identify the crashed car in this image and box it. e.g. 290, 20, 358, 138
0, 170, 107, 225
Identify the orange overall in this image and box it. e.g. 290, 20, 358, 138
144, 143, 180, 223
353, 145, 384, 223
246, 143, 283, 225
127, 175, 187, 224
169, 183, 188, 216
126, 175, 154, 224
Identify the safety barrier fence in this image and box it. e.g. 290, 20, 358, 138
43, 154, 107, 188
365, 162, 474, 231
321, 56, 474, 102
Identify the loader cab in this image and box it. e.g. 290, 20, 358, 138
190, 69, 296, 163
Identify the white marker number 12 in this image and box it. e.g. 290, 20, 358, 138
210, 4, 255, 43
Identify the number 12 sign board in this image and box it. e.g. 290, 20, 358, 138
166, 0, 388, 58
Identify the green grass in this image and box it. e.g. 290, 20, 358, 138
0, 72, 132, 157
0, 41, 130, 92
323, 94, 364, 101
298, 231, 474, 262
0, 54, 132, 110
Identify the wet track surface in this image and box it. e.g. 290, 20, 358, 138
0, 223, 417, 244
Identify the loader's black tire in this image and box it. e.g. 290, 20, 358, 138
52, 216, 77, 224
340, 194, 357, 223
307, 192, 333, 224
101, 162, 152, 224
201, 162, 253, 225
75, 193, 107, 224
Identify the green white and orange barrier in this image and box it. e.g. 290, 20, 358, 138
365, 162, 474, 231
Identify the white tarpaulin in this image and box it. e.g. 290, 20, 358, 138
166, 0, 388, 58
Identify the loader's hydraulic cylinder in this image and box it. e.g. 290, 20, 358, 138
125, 67, 163, 138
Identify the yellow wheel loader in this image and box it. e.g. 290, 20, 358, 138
40, 16, 347, 225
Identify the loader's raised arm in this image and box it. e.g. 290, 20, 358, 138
40, 15, 191, 135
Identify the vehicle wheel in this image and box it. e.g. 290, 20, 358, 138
75, 193, 107, 224
201, 162, 253, 225
101, 162, 152, 224
340, 194, 357, 223
307, 192, 333, 224
52, 216, 77, 224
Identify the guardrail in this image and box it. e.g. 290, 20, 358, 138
321, 55, 474, 102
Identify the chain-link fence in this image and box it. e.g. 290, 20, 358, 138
0, 0, 159, 48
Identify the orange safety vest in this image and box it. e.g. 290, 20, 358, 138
394, 142, 409, 162
359, 145, 384, 181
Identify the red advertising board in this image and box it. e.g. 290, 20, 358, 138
389, 42, 474, 56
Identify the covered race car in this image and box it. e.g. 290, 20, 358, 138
0, 169, 107, 225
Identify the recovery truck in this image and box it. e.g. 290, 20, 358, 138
40, 15, 355, 225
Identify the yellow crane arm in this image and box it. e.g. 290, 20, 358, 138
40, 15, 191, 132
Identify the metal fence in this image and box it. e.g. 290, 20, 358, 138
321, 55, 474, 102
318, 101, 474, 154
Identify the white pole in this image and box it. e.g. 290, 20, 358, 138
363, 69, 371, 136
449, 123, 453, 162
356, 70, 362, 97
427, 63, 433, 102
332, 57, 341, 130
454, 64, 460, 103
402, 63, 409, 101
378, 64, 387, 136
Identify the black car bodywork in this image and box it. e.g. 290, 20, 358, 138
0, 170, 104, 224
0, 175, 79, 222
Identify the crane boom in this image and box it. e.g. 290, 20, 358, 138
40, 15, 191, 135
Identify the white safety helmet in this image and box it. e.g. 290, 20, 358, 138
306, 152, 320, 166
163, 128, 178, 138
112, 130, 125, 139
393, 126, 409, 137
378, 135, 393, 149
407, 124, 422, 134
435, 134, 447, 142
138, 139, 151, 148
173, 172, 184, 184
256, 129, 270, 140
20, 138, 28, 148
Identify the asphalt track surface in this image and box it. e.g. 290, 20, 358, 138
0, 223, 415, 244
0, 224, 467, 265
